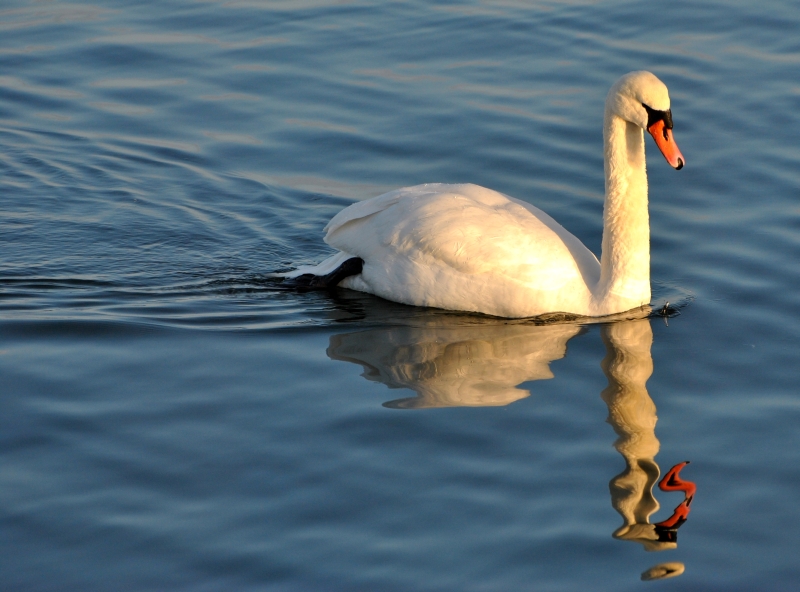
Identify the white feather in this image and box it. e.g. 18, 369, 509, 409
284, 71, 680, 318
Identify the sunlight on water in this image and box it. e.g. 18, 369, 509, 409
1, 0, 799, 590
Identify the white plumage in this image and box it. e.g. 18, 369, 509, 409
284, 71, 684, 318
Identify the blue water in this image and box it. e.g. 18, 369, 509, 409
2, 1, 800, 590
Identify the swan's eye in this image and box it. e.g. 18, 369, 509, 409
642, 103, 673, 130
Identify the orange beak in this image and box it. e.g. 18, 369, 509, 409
648, 120, 685, 170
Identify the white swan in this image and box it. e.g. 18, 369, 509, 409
285, 71, 684, 318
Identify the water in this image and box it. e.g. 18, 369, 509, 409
2, 1, 799, 590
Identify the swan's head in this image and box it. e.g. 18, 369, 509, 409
607, 71, 685, 170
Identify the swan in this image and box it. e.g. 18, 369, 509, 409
284, 71, 684, 318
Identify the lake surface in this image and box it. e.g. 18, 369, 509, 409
2, 1, 799, 590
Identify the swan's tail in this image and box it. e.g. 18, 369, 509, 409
279, 251, 363, 289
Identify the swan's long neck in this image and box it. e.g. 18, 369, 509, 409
597, 111, 651, 310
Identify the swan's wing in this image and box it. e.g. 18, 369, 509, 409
326, 183, 599, 290
324, 185, 422, 236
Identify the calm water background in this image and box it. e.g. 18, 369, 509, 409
2, 1, 799, 590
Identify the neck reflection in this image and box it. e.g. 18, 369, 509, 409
602, 320, 666, 551
601, 320, 695, 554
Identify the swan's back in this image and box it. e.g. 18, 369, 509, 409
326, 183, 600, 317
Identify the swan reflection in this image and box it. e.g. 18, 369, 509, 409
328, 321, 582, 408
328, 316, 695, 561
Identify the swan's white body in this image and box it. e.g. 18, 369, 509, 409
285, 71, 683, 318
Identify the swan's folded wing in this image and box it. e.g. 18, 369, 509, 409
326, 184, 598, 292
325, 185, 440, 237
411, 201, 582, 290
